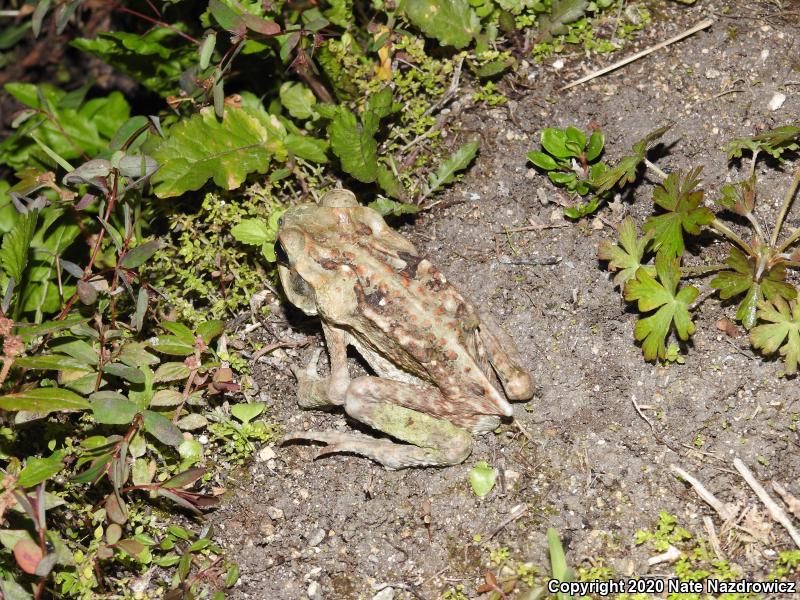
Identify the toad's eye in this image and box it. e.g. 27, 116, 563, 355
275, 239, 289, 265
277, 216, 284, 227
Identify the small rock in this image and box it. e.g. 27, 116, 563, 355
768, 92, 786, 111
372, 588, 394, 600
266, 506, 284, 520
257, 445, 276, 462
308, 581, 323, 600
552, 59, 564, 70
259, 520, 275, 536
704, 68, 720, 79
307, 528, 326, 547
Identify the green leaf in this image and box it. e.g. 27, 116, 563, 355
376, 166, 404, 199
426, 141, 479, 195
231, 219, 274, 245
709, 247, 796, 330
91, 392, 139, 425
0, 387, 89, 413
750, 297, 800, 375
154, 362, 190, 383
593, 124, 670, 195
536, 0, 589, 39
540, 128, 569, 158
563, 196, 600, 219
231, 402, 265, 424
0, 211, 37, 285
152, 107, 286, 198
624, 253, 698, 361
150, 335, 194, 356
120, 240, 162, 269
727, 124, 800, 160
17, 452, 65, 488
71, 29, 194, 96
143, 410, 183, 447
597, 218, 653, 286
14, 354, 92, 372
284, 134, 328, 163
279, 82, 316, 120
161, 322, 194, 345
197, 320, 224, 344
328, 107, 379, 183
102, 363, 145, 384
150, 389, 184, 407
547, 528, 573, 600
367, 198, 420, 217
585, 131, 604, 162
404, 0, 480, 49
15, 315, 87, 341
643, 167, 713, 258
467, 461, 497, 498
527, 151, 558, 171
177, 413, 208, 431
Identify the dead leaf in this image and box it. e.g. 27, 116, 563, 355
13, 539, 42, 574
715, 316, 741, 338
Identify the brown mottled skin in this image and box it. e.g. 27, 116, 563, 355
278, 189, 534, 468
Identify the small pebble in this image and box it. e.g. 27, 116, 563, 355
768, 92, 786, 111
266, 506, 284, 520
372, 588, 394, 600
307, 528, 326, 547
308, 581, 323, 600
257, 446, 276, 462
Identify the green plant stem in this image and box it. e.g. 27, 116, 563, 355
644, 159, 668, 181
680, 264, 727, 278
750, 149, 760, 178
709, 219, 753, 255
777, 227, 800, 254
745, 213, 766, 243
770, 166, 800, 248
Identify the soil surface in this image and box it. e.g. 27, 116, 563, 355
211, 2, 800, 598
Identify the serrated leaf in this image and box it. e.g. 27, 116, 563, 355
727, 124, 800, 160
644, 167, 713, 258
710, 247, 796, 329
328, 107, 379, 183
624, 253, 698, 361
597, 217, 653, 286
0, 388, 89, 413
152, 107, 286, 198
0, 211, 37, 285
426, 141, 479, 195
367, 198, 420, 217
404, 0, 480, 49
750, 297, 800, 375
197, 320, 224, 344
284, 134, 328, 163
468, 461, 497, 498
593, 124, 670, 195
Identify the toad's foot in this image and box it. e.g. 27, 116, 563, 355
284, 429, 468, 470
290, 348, 347, 409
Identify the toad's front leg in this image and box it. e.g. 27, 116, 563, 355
286, 376, 473, 469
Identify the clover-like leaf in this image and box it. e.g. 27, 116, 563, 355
644, 167, 713, 259
710, 247, 797, 329
597, 217, 653, 286
750, 297, 800, 375
624, 253, 698, 361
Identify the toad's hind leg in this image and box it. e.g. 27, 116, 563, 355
287, 376, 473, 469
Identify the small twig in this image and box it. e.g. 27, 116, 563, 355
644, 159, 669, 181
670, 464, 739, 520
771, 167, 800, 247
709, 219, 753, 255
560, 18, 715, 91
648, 544, 681, 566
703, 516, 725, 560
772, 481, 800, 519
733, 458, 800, 548
486, 504, 528, 539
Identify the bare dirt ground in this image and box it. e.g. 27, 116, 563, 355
211, 2, 800, 598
